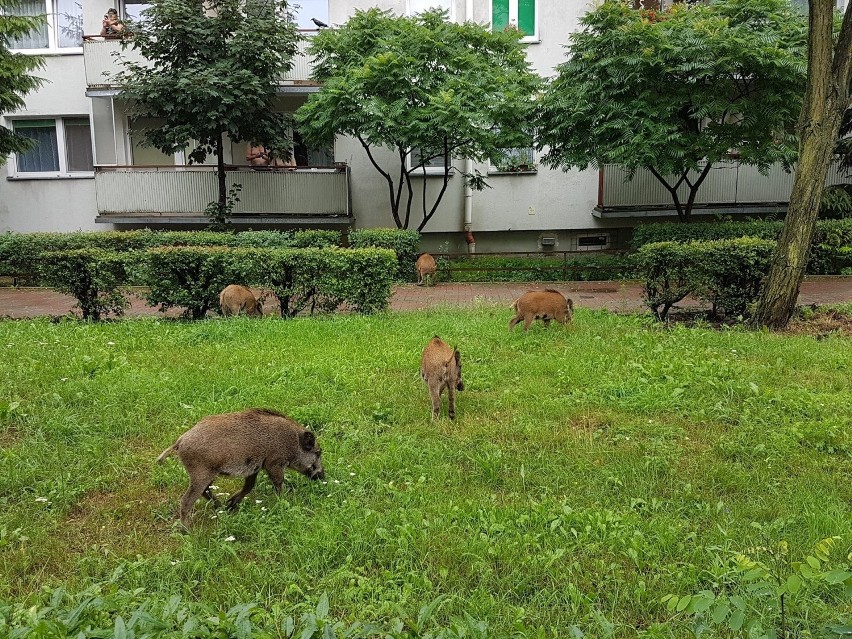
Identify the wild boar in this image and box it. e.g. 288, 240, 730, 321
509, 289, 574, 331
156, 408, 324, 527
219, 284, 263, 317
415, 253, 438, 286
420, 336, 464, 420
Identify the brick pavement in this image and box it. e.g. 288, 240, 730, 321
1, 277, 852, 319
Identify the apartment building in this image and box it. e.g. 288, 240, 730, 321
0, 0, 838, 252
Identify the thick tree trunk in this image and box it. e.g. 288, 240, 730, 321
216, 133, 226, 214
752, 0, 852, 329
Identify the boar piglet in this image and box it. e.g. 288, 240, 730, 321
415, 253, 438, 286
509, 289, 574, 331
420, 336, 464, 420
219, 284, 263, 317
157, 408, 324, 527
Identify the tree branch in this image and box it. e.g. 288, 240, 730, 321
357, 134, 401, 228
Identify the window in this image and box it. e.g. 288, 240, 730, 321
293, 0, 328, 29
407, 0, 454, 20
576, 234, 610, 251
8, 0, 82, 51
293, 130, 333, 166
122, 0, 151, 22
492, 146, 536, 173
492, 0, 537, 42
407, 147, 451, 174
11, 117, 93, 176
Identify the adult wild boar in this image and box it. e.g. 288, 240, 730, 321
219, 284, 263, 317
420, 336, 464, 420
157, 408, 324, 527
509, 289, 574, 331
415, 253, 438, 286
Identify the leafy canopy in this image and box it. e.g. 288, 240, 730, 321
537, 0, 808, 218
296, 9, 542, 230
117, 0, 300, 163
0, 0, 46, 163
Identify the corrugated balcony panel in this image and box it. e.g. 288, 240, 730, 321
84, 37, 314, 88
734, 164, 793, 203
95, 168, 348, 216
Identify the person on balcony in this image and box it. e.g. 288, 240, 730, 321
246, 143, 296, 170
100, 8, 125, 36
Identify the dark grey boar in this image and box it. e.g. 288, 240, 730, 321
157, 408, 324, 527
219, 284, 263, 317
420, 336, 464, 420
509, 289, 574, 331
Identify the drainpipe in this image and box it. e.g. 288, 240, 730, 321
463, 0, 476, 254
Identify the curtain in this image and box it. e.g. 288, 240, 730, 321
9, 0, 49, 49
56, 0, 83, 48
64, 118, 93, 172
15, 120, 59, 172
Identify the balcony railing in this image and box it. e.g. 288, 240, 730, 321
597, 161, 849, 217
83, 36, 315, 88
94, 165, 351, 225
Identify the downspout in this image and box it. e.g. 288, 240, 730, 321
463, 0, 476, 254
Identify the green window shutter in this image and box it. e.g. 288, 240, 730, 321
518, 0, 535, 37
492, 0, 509, 31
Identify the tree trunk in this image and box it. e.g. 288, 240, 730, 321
216, 132, 226, 215
752, 0, 852, 329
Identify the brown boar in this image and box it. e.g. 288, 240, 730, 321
420, 336, 464, 420
509, 289, 574, 331
415, 253, 438, 286
156, 408, 324, 527
219, 284, 263, 317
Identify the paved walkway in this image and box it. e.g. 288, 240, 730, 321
1, 278, 852, 319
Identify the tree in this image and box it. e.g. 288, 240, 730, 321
0, 0, 46, 163
295, 9, 541, 231
117, 0, 300, 226
537, 0, 808, 222
753, 0, 852, 328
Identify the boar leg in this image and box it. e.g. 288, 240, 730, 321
447, 384, 456, 420
523, 315, 533, 331
179, 467, 217, 528
429, 381, 443, 419
508, 315, 521, 331
264, 465, 285, 494
202, 485, 221, 508
226, 472, 258, 511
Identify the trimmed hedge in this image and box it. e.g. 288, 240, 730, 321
349, 228, 421, 281
634, 238, 775, 320
446, 254, 636, 282
135, 246, 396, 319
631, 220, 852, 275
39, 249, 130, 320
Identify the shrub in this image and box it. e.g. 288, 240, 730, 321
633, 242, 695, 320
39, 249, 130, 321
349, 228, 421, 281
446, 254, 636, 282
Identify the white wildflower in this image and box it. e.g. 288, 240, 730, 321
349, 472, 355, 476
255, 499, 262, 504
35, 497, 49, 503
224, 535, 236, 542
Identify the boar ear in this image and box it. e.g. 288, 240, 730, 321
299, 430, 316, 452
454, 350, 461, 364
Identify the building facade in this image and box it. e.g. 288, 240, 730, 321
0, 0, 839, 252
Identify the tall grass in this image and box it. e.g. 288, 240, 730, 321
0, 308, 849, 636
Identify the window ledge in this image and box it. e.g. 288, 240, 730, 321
10, 48, 83, 56
410, 172, 453, 178
7, 173, 95, 180
521, 39, 541, 44
488, 170, 538, 176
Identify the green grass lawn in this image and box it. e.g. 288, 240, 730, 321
0, 308, 850, 637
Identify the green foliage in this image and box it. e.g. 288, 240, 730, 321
821, 184, 852, 219
445, 254, 636, 282
631, 220, 852, 275
0, 0, 47, 163
349, 228, 421, 281
635, 238, 775, 319
296, 9, 541, 230
116, 0, 301, 214
38, 250, 130, 321
136, 246, 396, 319
537, 0, 808, 221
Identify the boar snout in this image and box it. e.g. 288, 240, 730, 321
456, 379, 465, 392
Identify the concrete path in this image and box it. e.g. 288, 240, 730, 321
1, 278, 852, 319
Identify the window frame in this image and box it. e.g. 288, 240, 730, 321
6, 115, 95, 179
406, 147, 452, 176
7, 0, 83, 55
406, 0, 455, 21
489, 145, 537, 174
489, 0, 539, 44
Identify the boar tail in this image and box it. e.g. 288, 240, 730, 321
567, 298, 574, 312
156, 442, 178, 463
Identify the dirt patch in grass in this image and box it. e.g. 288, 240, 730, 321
0, 426, 22, 448
784, 306, 852, 338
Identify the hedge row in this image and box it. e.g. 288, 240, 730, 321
631, 220, 852, 275
349, 228, 421, 281
634, 238, 776, 320
444, 254, 636, 282
40, 247, 397, 320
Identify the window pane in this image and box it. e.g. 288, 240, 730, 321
64, 118, 93, 171
411, 147, 447, 169
518, 0, 535, 37
293, 130, 333, 166
123, 0, 151, 21
56, 0, 82, 47
129, 118, 175, 165
492, 0, 509, 31
408, 0, 452, 17
9, 0, 49, 49
14, 120, 60, 172
294, 0, 328, 29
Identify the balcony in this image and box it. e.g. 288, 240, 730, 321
94, 165, 352, 226
83, 36, 316, 90
596, 161, 849, 218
